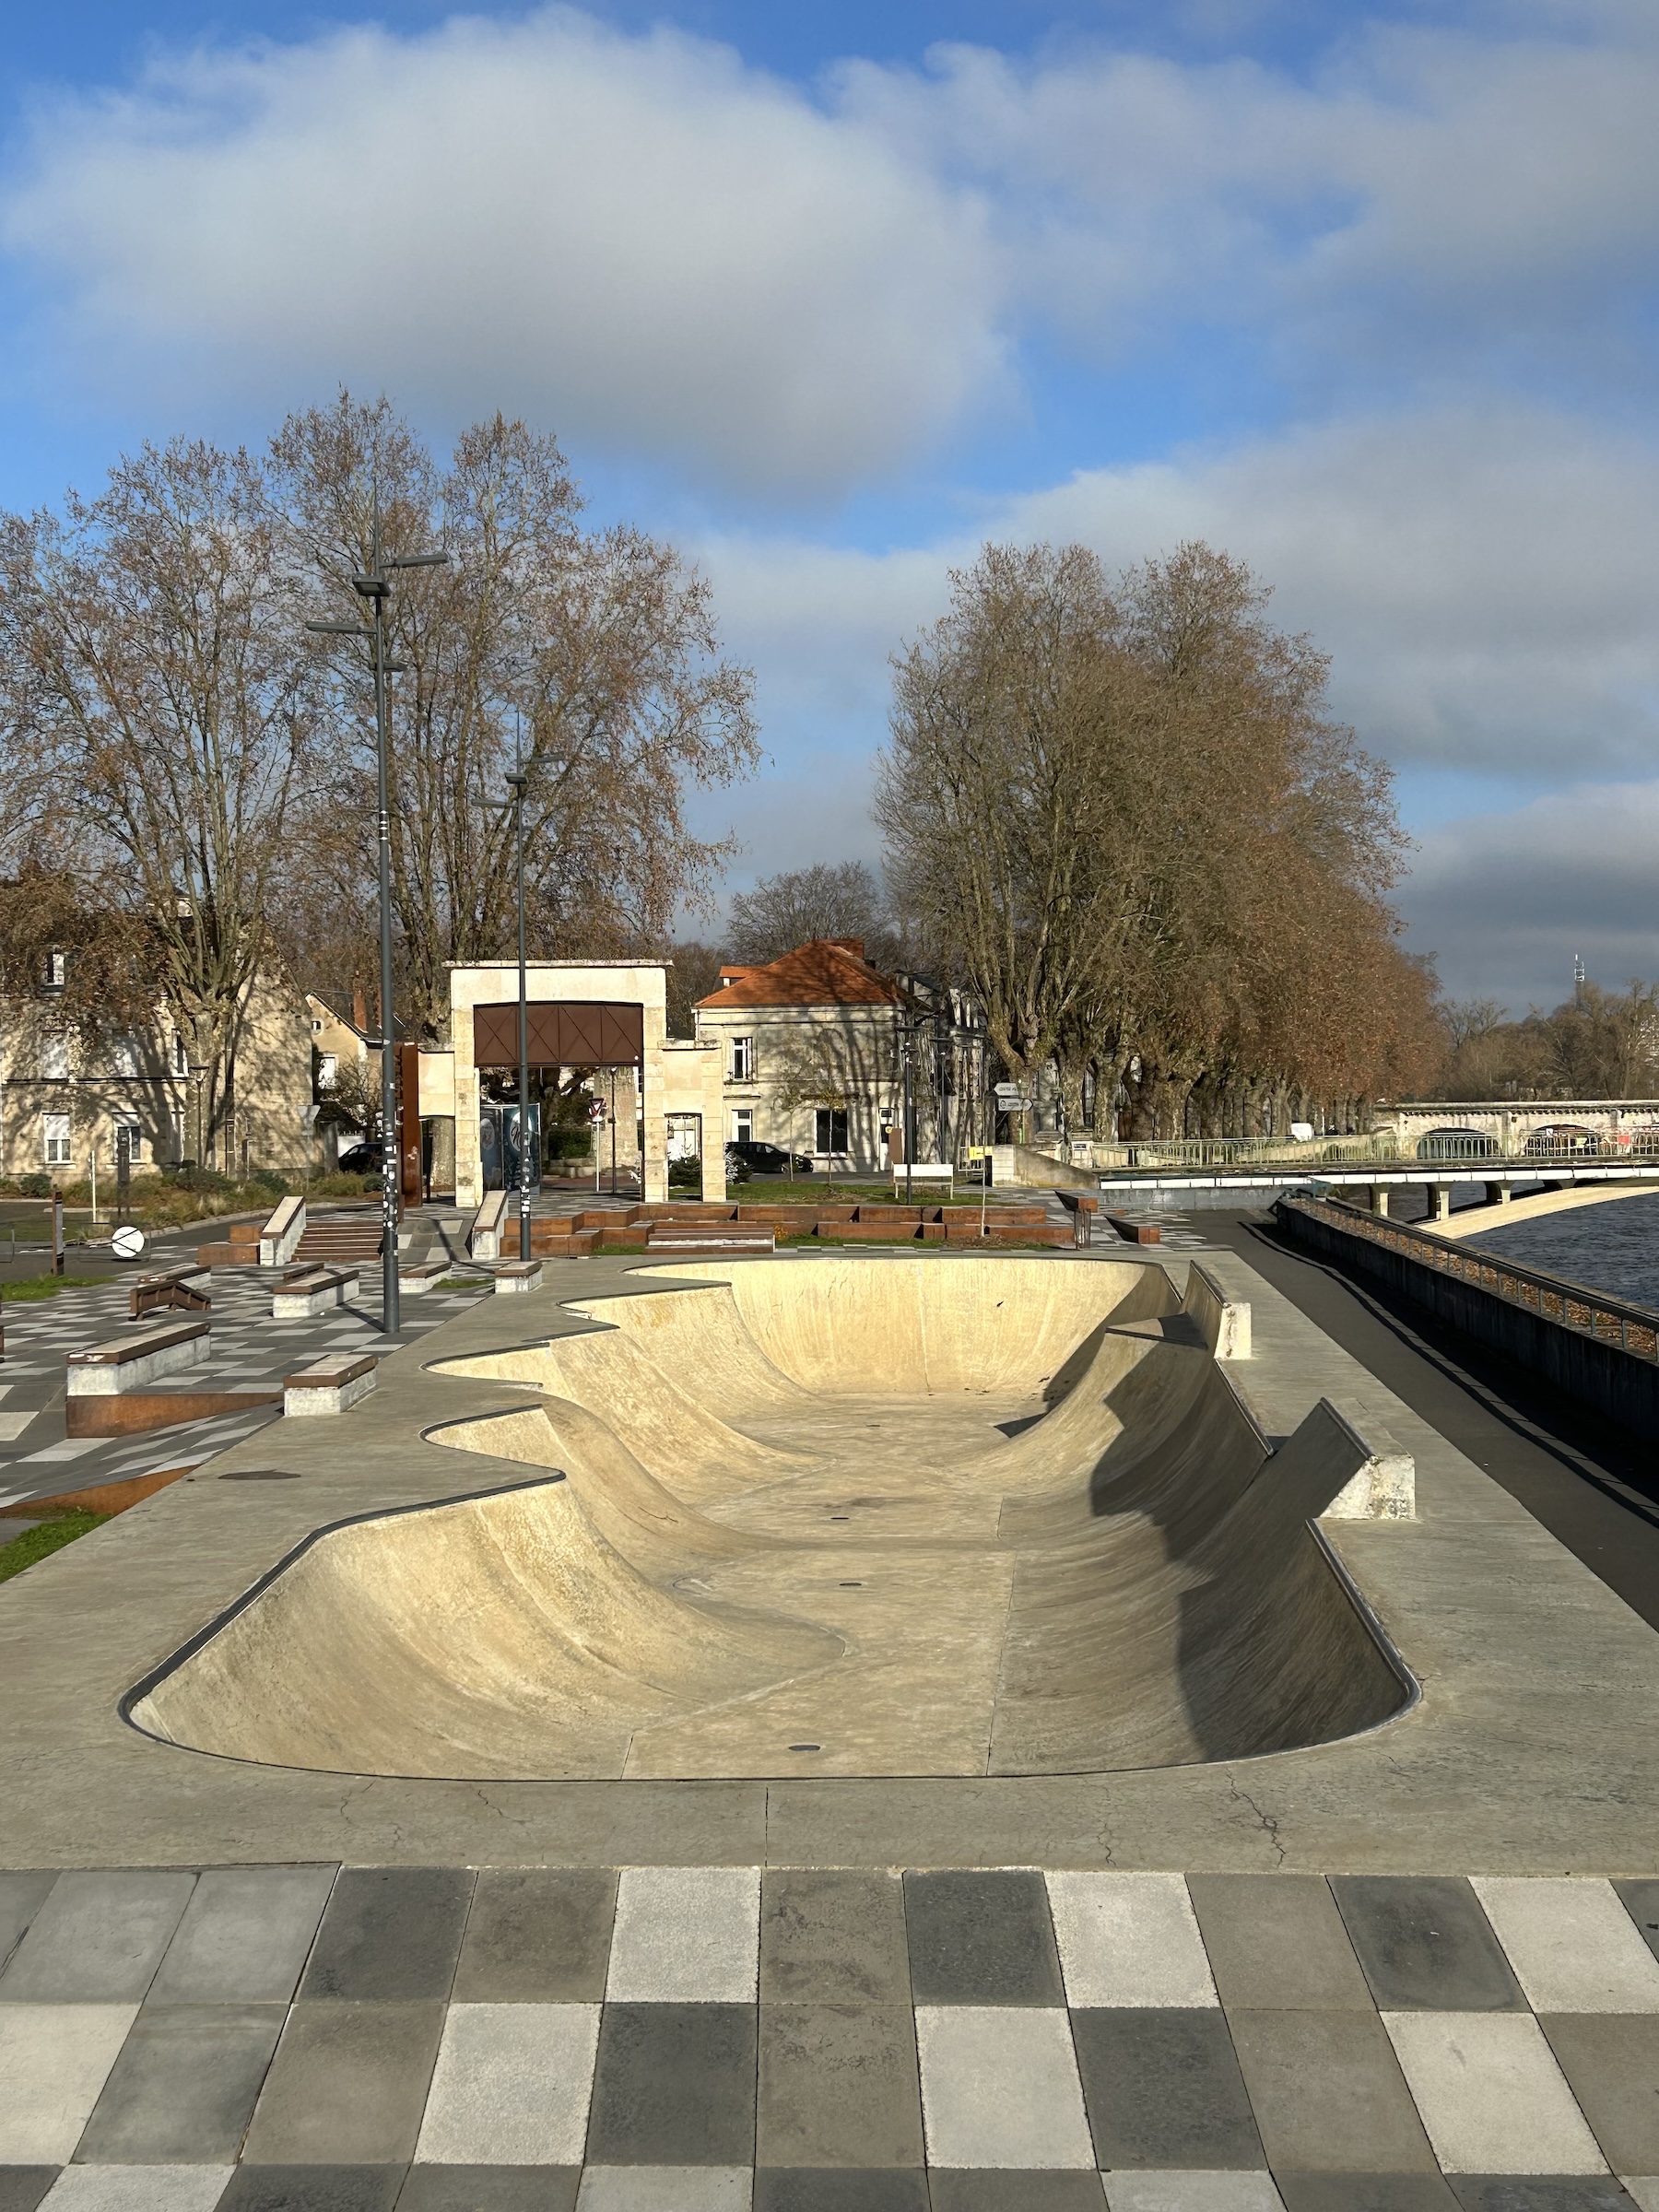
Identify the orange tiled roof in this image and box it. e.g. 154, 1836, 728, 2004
696, 938, 903, 1010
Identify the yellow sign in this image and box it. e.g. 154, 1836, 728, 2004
967, 1145, 990, 1160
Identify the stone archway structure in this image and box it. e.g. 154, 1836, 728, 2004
448, 960, 723, 1206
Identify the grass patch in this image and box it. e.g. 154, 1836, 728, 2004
0, 1511, 110, 1583
433, 1275, 490, 1291
1, 1274, 104, 1301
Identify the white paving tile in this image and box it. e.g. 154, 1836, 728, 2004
416, 2001, 600, 2163
0, 2004, 140, 2161
916, 2005, 1094, 2169
18, 1441, 102, 1464
606, 1867, 759, 2002
576, 2170, 750, 2210
1472, 1877, 1659, 2012
0, 1414, 39, 1441
1383, 2009, 1607, 2173
41, 2166, 233, 2211
1104, 2178, 1280, 2212
1622, 2183, 1659, 2212
1046, 1873, 1218, 2007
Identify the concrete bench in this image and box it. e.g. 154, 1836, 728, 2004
1105, 1212, 1161, 1244
129, 1265, 212, 1321
284, 1353, 378, 1417
398, 1260, 450, 1295
273, 1265, 359, 1320
259, 1194, 306, 1267
494, 1260, 545, 1293
470, 1191, 508, 1262
66, 1318, 211, 1396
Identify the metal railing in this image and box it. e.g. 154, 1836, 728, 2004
1088, 1133, 1404, 1172
1281, 1193, 1659, 1361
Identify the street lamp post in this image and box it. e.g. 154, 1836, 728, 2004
307, 510, 447, 1335
504, 767, 532, 1262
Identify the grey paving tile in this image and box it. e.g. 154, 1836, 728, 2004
218, 2168, 408, 2212
1332, 1880, 1527, 2014
1046, 1874, 1218, 2008
752, 2173, 929, 2212
903, 1871, 1065, 2006
0, 2005, 140, 2162
1536, 2015, 1659, 2175
453, 1871, 618, 2004
0, 1872, 195, 2003
72, 2000, 287, 2163
1471, 1883, 1659, 2016
0, 1877, 58, 1972
574, 2164, 751, 2207
1612, 1882, 1659, 1970
606, 1871, 759, 2004
1227, 2011, 1438, 2173
150, 1868, 336, 2003
584, 2002, 757, 2166
242, 2003, 446, 2165
300, 1873, 474, 2004
915, 2005, 1093, 2169
1275, 2181, 1460, 2210
756, 2002, 923, 2169
1071, 2006, 1263, 2168
1383, 2013, 1606, 2175
759, 1872, 910, 2005
1100, 2183, 1282, 2212
928, 2177, 1108, 2209
0, 2173, 59, 2212
37, 2165, 233, 2208
1445, 2186, 1639, 2211
1188, 1877, 1374, 2012
415, 2003, 599, 2166
396, 2170, 581, 2210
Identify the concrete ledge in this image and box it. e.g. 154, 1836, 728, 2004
65, 1320, 211, 1396
259, 1195, 306, 1268
470, 1192, 508, 1263
493, 1261, 545, 1294
284, 1354, 378, 1417
272, 1267, 359, 1320
399, 1262, 450, 1295
1185, 1262, 1252, 1359
1323, 1443, 1418, 1521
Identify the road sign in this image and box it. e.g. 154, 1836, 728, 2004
993, 1081, 1024, 1100
111, 1224, 146, 1261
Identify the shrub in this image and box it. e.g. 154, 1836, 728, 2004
18, 1173, 51, 1198
667, 1155, 703, 1188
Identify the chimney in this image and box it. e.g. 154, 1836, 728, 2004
352, 985, 368, 1034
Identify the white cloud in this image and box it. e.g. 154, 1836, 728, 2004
0, 9, 1003, 495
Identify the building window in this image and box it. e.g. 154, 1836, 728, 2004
42, 1113, 71, 1167
815, 1107, 849, 1154
732, 1108, 753, 1145
111, 1036, 138, 1078
173, 1033, 188, 1075
114, 1118, 144, 1166
42, 1032, 69, 1080
44, 951, 65, 989
317, 1053, 338, 1090
731, 1035, 754, 1081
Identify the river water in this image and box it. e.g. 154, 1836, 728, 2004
1459, 1191, 1659, 1313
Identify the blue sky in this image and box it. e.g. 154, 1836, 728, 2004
3, 0, 1657, 1009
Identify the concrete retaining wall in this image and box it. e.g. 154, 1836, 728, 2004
1276, 1195, 1659, 1444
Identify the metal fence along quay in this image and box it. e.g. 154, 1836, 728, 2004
1280, 1192, 1659, 1360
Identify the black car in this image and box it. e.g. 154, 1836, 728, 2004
724, 1140, 813, 1177
336, 1140, 384, 1173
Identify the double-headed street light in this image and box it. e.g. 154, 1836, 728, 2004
307, 514, 448, 1335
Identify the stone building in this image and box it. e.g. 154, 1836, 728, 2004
692, 938, 989, 1173
0, 968, 313, 1185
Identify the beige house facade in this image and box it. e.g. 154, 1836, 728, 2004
0, 974, 314, 1187
693, 938, 990, 1174
443, 959, 724, 1206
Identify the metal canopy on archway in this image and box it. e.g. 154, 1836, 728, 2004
472, 1000, 643, 1069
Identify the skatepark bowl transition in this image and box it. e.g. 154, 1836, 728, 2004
124, 1256, 1414, 1783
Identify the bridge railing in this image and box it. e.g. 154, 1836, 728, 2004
1089, 1133, 1403, 1173
1279, 1193, 1659, 1361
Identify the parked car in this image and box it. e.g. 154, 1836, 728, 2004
336, 1140, 384, 1173
724, 1140, 814, 1177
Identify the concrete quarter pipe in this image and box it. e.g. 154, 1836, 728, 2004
126, 1256, 1414, 1780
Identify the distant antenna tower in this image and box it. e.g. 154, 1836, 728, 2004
1574, 951, 1587, 999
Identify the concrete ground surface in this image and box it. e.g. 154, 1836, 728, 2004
3, 1860, 1659, 2208
4, 1225, 1659, 2201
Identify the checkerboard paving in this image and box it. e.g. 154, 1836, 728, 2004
3, 1866, 1658, 2208
0, 1269, 482, 1508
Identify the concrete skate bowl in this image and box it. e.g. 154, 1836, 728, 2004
125, 1256, 1415, 1781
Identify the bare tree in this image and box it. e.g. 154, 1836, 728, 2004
726, 861, 901, 967
272, 395, 761, 1040
0, 441, 316, 1163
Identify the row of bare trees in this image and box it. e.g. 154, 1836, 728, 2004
0, 396, 758, 1163
878, 541, 1442, 1140
1438, 982, 1659, 1101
